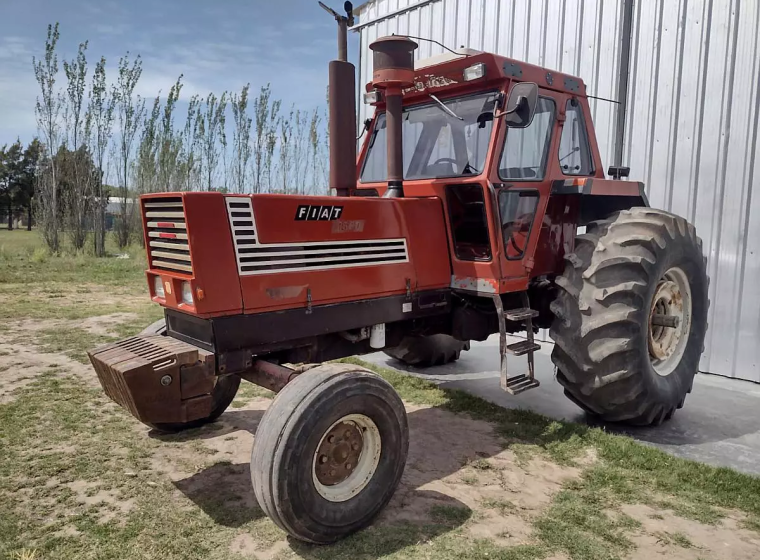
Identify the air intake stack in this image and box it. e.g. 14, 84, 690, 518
369, 36, 418, 198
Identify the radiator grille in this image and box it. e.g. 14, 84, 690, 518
225, 196, 409, 276
144, 197, 193, 273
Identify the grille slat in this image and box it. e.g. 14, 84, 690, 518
150, 240, 190, 250
147, 221, 186, 229
151, 250, 192, 262
146, 211, 185, 218
224, 196, 409, 276
143, 197, 193, 274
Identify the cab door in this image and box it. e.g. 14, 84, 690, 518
488, 91, 560, 284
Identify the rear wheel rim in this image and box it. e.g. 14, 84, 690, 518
648, 266, 692, 377
312, 414, 381, 503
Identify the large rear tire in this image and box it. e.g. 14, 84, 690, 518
140, 319, 241, 433
550, 208, 709, 426
384, 334, 470, 367
250, 363, 408, 544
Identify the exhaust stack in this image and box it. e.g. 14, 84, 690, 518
321, 1, 356, 197
369, 36, 418, 198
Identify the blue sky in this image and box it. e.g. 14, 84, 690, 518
0, 0, 360, 146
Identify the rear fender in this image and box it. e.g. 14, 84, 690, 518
552, 178, 649, 225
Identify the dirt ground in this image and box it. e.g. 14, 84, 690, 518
2, 283, 760, 559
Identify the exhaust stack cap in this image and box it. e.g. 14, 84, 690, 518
370, 36, 418, 88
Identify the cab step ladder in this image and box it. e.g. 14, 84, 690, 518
491, 292, 541, 395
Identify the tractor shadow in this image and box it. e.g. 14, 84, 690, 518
167, 404, 512, 556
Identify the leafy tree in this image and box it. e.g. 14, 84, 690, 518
33, 23, 62, 251
231, 84, 252, 193
17, 139, 43, 230
0, 141, 24, 229
113, 53, 144, 248
86, 56, 116, 256
62, 40, 90, 249
197, 92, 228, 191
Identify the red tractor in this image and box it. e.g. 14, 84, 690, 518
89, 5, 708, 544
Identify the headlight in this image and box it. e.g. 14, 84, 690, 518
363, 90, 382, 104
153, 276, 165, 298
463, 62, 486, 81
181, 281, 193, 305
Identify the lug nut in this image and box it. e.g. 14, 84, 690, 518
320, 455, 328, 464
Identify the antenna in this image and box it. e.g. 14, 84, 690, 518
318, 1, 354, 61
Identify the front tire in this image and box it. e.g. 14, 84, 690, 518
250, 363, 408, 544
550, 208, 709, 426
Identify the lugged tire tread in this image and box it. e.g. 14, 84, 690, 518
550, 208, 709, 426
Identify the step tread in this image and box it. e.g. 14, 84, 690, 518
504, 307, 540, 321
506, 340, 541, 356
502, 374, 541, 395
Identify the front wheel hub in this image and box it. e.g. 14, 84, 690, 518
312, 414, 382, 503
648, 266, 692, 376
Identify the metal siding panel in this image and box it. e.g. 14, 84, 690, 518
698, 0, 737, 378
735, 1, 760, 383
482, 0, 499, 54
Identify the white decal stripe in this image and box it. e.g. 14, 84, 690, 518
237, 245, 404, 258
239, 251, 406, 267
239, 257, 408, 276
224, 196, 409, 276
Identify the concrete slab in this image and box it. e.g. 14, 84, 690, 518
365, 335, 760, 476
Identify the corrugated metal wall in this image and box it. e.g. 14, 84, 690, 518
355, 0, 760, 382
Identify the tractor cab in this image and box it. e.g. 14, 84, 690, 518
357, 44, 606, 296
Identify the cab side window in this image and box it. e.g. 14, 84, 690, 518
559, 99, 594, 175
498, 97, 556, 181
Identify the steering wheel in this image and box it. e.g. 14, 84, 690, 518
430, 157, 458, 166
502, 213, 532, 256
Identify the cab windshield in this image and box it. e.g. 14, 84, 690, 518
360, 92, 499, 182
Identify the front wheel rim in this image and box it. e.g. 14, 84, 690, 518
648, 266, 692, 377
312, 414, 382, 503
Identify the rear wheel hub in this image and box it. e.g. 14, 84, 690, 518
648, 266, 692, 377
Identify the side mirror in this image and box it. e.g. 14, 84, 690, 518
504, 82, 538, 128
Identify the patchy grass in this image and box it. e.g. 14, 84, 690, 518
481, 497, 517, 515
230, 381, 275, 408
0, 229, 148, 287
0, 375, 283, 560
429, 504, 472, 525
36, 327, 115, 363
342, 358, 760, 560
3, 229, 760, 560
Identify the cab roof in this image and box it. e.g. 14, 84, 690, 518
365, 49, 587, 102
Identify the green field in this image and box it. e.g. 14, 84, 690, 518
1, 229, 759, 560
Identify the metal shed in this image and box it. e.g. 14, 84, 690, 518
353, 0, 760, 382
